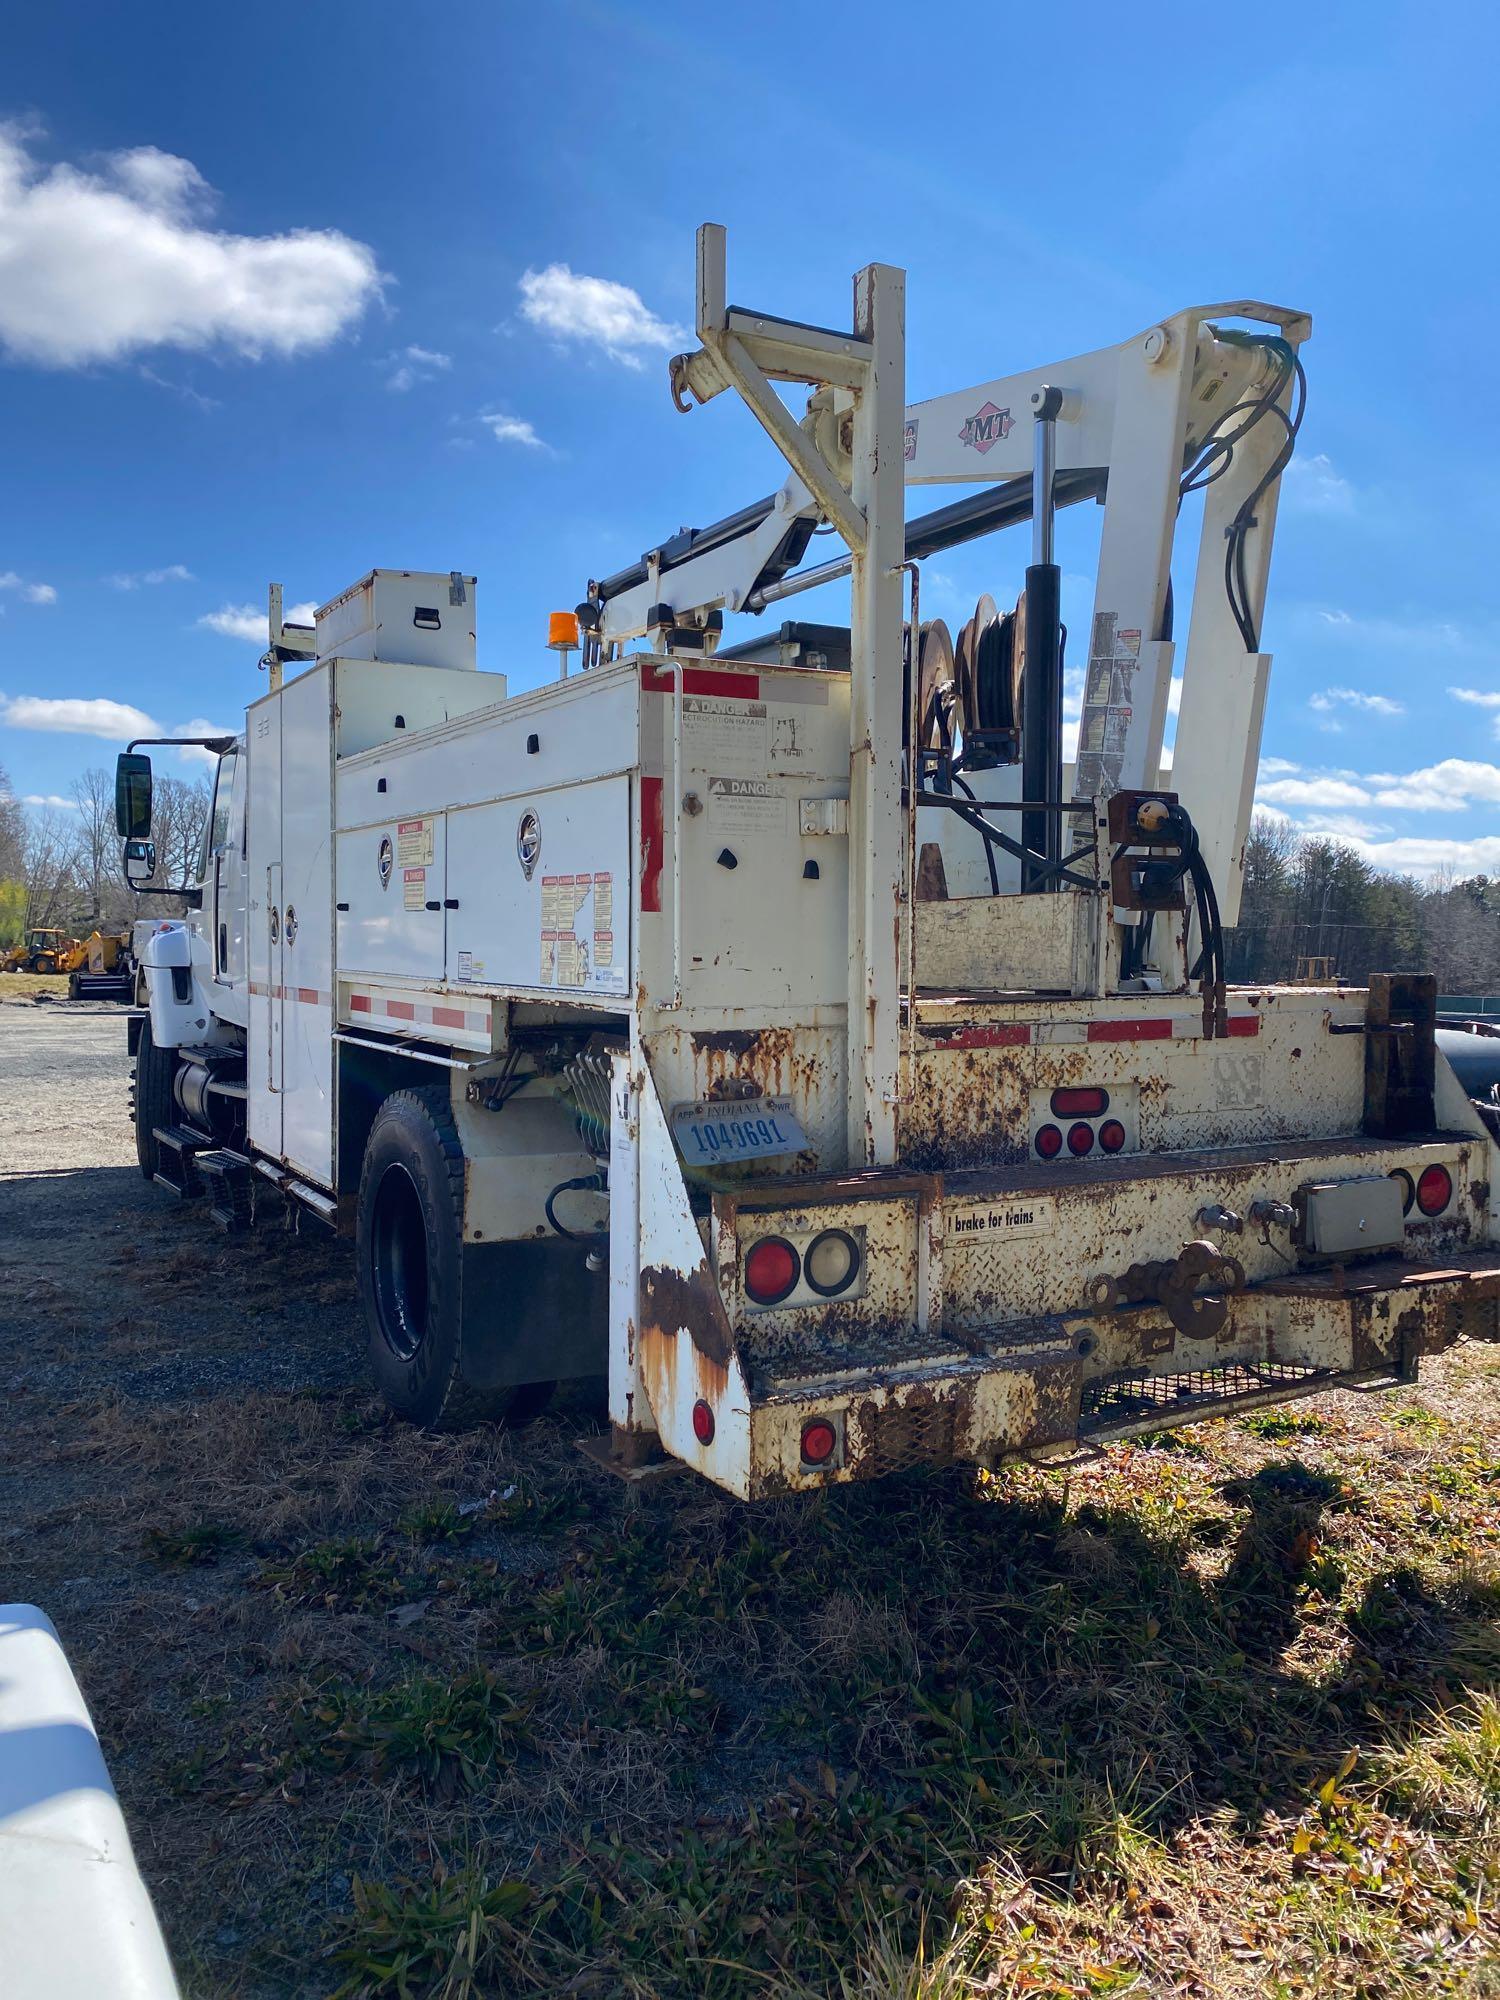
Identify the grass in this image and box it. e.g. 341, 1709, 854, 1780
8, 1188, 1500, 1996
0, 969, 69, 999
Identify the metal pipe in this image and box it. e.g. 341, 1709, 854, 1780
1022, 388, 1065, 886
749, 550, 853, 609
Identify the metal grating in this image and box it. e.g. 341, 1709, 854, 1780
865, 1399, 958, 1476
1079, 1361, 1329, 1433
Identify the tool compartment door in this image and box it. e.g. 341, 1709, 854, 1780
247, 694, 282, 1160
443, 780, 630, 996
278, 666, 335, 1187
336, 812, 448, 980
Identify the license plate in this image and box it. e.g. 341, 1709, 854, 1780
671, 1097, 808, 1166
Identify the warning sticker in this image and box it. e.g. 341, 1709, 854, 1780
402, 866, 426, 912
397, 818, 435, 867
946, 1197, 1057, 1242
708, 774, 786, 832
683, 695, 768, 776
539, 871, 619, 990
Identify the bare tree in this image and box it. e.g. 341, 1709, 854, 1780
21, 808, 82, 930
0, 765, 26, 945
150, 773, 212, 892
70, 765, 119, 924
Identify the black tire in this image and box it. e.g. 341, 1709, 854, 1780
355, 1086, 553, 1429
132, 1013, 176, 1182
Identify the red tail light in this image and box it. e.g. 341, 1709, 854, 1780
1068, 1122, 1095, 1157
1052, 1086, 1109, 1117
1416, 1164, 1453, 1217
800, 1418, 838, 1466
691, 1398, 715, 1444
1035, 1124, 1063, 1159
1098, 1119, 1126, 1153
745, 1236, 799, 1305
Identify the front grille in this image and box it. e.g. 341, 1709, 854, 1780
1079, 1361, 1329, 1435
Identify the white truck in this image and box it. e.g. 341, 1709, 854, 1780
115, 225, 1500, 1499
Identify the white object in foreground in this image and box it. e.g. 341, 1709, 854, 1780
0, 1605, 179, 1999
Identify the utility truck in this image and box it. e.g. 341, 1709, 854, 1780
114, 226, 1500, 1499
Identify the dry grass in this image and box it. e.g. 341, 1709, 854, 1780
4, 1126, 1500, 1995
0, 969, 69, 999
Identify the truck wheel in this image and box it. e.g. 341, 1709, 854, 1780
356, 1087, 553, 1429
132, 1014, 176, 1182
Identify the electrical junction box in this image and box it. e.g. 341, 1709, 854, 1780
316, 569, 478, 672
1298, 1174, 1405, 1255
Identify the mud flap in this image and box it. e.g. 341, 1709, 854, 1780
634, 1055, 756, 1491
458, 1240, 607, 1390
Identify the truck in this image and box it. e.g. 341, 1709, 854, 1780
112, 224, 1500, 1499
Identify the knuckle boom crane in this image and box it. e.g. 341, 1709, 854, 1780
113, 225, 1499, 1497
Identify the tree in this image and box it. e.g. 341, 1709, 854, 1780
0, 765, 26, 946
21, 807, 82, 931
70, 765, 119, 924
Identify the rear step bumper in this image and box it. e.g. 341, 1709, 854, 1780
744, 1253, 1500, 1495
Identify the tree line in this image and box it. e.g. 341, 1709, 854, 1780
0, 761, 210, 945
1229, 815, 1500, 995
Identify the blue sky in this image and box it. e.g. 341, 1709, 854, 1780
2, 0, 1497, 876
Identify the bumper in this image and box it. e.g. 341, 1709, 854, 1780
744, 1252, 1500, 1497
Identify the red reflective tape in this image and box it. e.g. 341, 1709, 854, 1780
933, 1024, 1032, 1050
350, 994, 371, 1013
640, 774, 664, 913
640, 663, 760, 700
1226, 1015, 1260, 1038
431, 1006, 467, 1030
1088, 1018, 1173, 1042
297, 986, 321, 1006
385, 1000, 416, 1021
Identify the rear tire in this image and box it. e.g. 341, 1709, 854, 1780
132, 1014, 176, 1182
355, 1086, 553, 1429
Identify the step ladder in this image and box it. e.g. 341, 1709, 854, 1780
151, 1126, 206, 1201
195, 1150, 255, 1234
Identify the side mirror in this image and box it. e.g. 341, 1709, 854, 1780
115, 752, 153, 838
123, 837, 156, 886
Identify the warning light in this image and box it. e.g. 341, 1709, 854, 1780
548, 611, 579, 650
692, 1398, 715, 1445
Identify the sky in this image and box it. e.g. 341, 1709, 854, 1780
1, 0, 1498, 878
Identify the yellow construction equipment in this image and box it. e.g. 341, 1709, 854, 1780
0, 927, 82, 974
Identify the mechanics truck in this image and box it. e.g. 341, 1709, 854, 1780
114, 225, 1500, 1498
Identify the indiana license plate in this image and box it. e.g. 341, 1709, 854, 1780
671, 1097, 808, 1166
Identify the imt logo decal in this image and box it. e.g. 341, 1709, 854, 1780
958, 401, 1013, 454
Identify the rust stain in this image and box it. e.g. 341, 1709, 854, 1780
640, 1258, 734, 1367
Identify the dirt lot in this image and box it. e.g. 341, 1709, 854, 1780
3, 998, 1500, 1998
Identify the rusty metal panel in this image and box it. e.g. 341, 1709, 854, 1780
634, 1051, 755, 1496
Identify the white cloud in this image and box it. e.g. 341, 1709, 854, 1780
517, 262, 687, 369
1366, 759, 1500, 814
198, 599, 315, 641
1339, 834, 1500, 880
0, 692, 160, 740
1283, 451, 1354, 514
22, 793, 76, 809
480, 409, 546, 449
172, 714, 236, 765
0, 570, 56, 604
1298, 813, 1394, 841
1257, 774, 1372, 810
197, 603, 265, 642
1259, 756, 1301, 776
107, 563, 194, 589
1450, 686, 1500, 709
1309, 605, 1475, 651
1308, 686, 1403, 718
0, 126, 380, 367
384, 343, 451, 391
